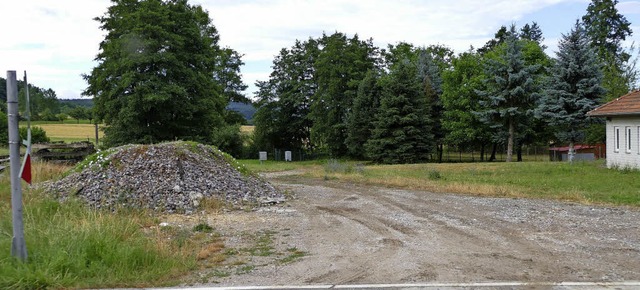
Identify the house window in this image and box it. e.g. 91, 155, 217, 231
614, 126, 620, 152
626, 126, 632, 153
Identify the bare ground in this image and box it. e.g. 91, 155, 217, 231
179, 173, 640, 286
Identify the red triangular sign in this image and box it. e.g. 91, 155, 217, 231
21, 154, 31, 184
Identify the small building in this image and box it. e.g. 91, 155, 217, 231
548, 144, 606, 161
587, 90, 640, 169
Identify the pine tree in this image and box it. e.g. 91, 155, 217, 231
346, 69, 382, 159
537, 21, 605, 162
366, 60, 432, 164
476, 25, 539, 162
582, 0, 633, 102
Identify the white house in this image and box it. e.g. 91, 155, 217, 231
587, 90, 640, 169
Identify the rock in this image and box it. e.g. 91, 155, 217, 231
42, 142, 284, 213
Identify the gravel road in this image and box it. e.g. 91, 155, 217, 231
191, 174, 640, 286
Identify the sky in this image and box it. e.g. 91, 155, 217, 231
2, 0, 640, 100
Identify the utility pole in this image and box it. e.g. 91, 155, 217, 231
7, 71, 27, 261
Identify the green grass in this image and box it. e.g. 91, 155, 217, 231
245, 159, 640, 206
240, 159, 323, 173
0, 164, 199, 289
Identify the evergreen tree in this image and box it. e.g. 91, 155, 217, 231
582, 0, 632, 64
537, 21, 605, 162
582, 0, 633, 102
346, 69, 382, 159
520, 22, 546, 49
83, 0, 227, 146
366, 60, 432, 164
476, 25, 539, 162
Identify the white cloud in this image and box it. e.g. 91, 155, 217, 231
2, 0, 639, 99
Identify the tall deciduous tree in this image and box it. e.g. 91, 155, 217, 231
442, 50, 493, 160
476, 25, 539, 162
84, 0, 227, 146
311, 32, 378, 156
253, 39, 318, 152
366, 59, 432, 164
537, 21, 605, 162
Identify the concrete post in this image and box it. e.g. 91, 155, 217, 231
7, 71, 27, 261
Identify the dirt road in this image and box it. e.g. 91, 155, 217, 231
188, 174, 640, 286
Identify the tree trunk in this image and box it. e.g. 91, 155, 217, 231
489, 142, 497, 161
517, 142, 523, 162
437, 144, 443, 163
480, 144, 485, 161
506, 119, 514, 162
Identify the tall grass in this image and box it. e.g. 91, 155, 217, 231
0, 162, 197, 289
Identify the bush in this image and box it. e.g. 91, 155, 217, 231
19, 126, 50, 144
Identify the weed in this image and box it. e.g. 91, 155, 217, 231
193, 223, 214, 233
236, 265, 255, 274
277, 247, 307, 264
325, 159, 352, 174
428, 170, 442, 180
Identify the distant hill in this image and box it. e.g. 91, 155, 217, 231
60, 98, 94, 108
227, 101, 256, 122
59, 99, 256, 122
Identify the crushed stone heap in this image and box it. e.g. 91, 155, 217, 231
44, 142, 283, 213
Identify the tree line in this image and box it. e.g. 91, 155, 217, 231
253, 0, 636, 163
6, 0, 631, 163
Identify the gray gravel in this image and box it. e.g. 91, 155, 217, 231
43, 142, 282, 213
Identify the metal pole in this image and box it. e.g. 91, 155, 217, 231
7, 71, 27, 261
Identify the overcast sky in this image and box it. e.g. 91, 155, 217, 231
2, 0, 640, 100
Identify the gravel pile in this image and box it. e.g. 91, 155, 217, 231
44, 142, 283, 213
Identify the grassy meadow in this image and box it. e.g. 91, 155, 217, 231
242, 159, 640, 206
25, 121, 104, 144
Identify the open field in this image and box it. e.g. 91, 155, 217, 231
23, 122, 104, 144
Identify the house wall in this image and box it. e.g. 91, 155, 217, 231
606, 116, 640, 169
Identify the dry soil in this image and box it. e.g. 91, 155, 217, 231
180, 172, 640, 286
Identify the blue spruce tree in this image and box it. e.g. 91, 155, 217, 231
476, 25, 540, 162
537, 21, 605, 162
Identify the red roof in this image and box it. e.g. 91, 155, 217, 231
587, 90, 640, 116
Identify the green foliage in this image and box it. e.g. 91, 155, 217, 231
0, 111, 7, 145
441, 50, 492, 151
19, 126, 50, 144
537, 21, 605, 147
346, 70, 382, 159
476, 25, 541, 162
311, 32, 379, 156
0, 191, 194, 289
192, 223, 214, 233
253, 39, 318, 152
582, 0, 632, 64
211, 124, 244, 158
84, 0, 230, 147
366, 59, 433, 164
68, 107, 90, 124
